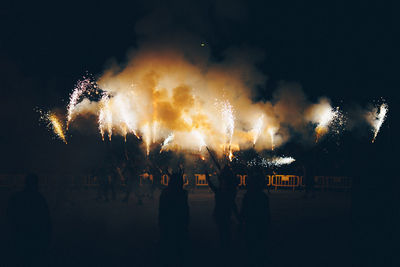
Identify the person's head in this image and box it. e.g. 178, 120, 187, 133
247, 167, 265, 192
25, 173, 39, 191
247, 175, 265, 192
219, 165, 235, 191
168, 169, 183, 190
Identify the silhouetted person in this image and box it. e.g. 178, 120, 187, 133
122, 162, 139, 203
149, 163, 163, 193
106, 162, 117, 201
206, 165, 239, 251
158, 168, 189, 267
188, 174, 196, 194
142, 166, 154, 200
7, 173, 52, 266
241, 169, 271, 266
96, 166, 108, 201
303, 162, 315, 199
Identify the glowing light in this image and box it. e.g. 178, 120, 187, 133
371, 103, 388, 143
160, 133, 174, 152
228, 150, 234, 161
115, 94, 137, 137
313, 105, 343, 142
67, 78, 93, 129
247, 156, 295, 167
41, 51, 372, 158
217, 99, 235, 159
49, 113, 67, 144
152, 121, 158, 143
142, 123, 151, 155
268, 127, 276, 151
98, 93, 112, 141
38, 109, 68, 144
252, 115, 264, 145
192, 130, 206, 151
269, 156, 295, 166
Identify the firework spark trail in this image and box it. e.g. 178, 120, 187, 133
67, 78, 93, 129
115, 94, 137, 137
192, 130, 206, 151
160, 133, 174, 152
45, 50, 383, 158
98, 93, 112, 141
142, 123, 151, 155
269, 156, 295, 166
252, 115, 264, 145
247, 156, 295, 167
222, 100, 235, 144
218, 99, 235, 159
121, 125, 127, 142
268, 128, 276, 151
313, 104, 342, 142
98, 109, 106, 141
152, 121, 158, 143
45, 112, 68, 144
371, 103, 388, 143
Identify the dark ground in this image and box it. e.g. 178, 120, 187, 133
0, 185, 353, 267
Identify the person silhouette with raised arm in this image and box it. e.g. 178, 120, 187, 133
206, 165, 239, 252
158, 167, 190, 266
241, 167, 271, 266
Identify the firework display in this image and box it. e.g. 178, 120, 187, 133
38, 50, 388, 160
367, 102, 388, 143
38, 110, 67, 144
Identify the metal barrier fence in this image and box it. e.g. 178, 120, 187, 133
0, 174, 351, 191
85, 175, 98, 187
314, 176, 352, 191
237, 174, 273, 188
237, 174, 248, 187
269, 175, 303, 191
160, 174, 189, 186
195, 174, 208, 186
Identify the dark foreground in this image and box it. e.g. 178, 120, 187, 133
1, 187, 351, 267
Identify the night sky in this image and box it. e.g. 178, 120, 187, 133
0, 1, 395, 173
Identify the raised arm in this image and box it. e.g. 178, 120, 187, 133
205, 172, 217, 193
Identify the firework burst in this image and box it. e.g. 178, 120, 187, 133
370, 103, 388, 143
160, 133, 174, 152
252, 115, 264, 145
98, 93, 112, 141
268, 127, 277, 150
142, 123, 151, 155
247, 155, 295, 167
67, 77, 97, 129
309, 102, 344, 143
216, 99, 235, 159
38, 109, 68, 144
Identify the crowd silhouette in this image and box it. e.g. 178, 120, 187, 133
5, 159, 276, 267
5, 152, 294, 267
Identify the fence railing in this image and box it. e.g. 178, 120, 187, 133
314, 176, 352, 191
0, 174, 352, 191
268, 175, 302, 191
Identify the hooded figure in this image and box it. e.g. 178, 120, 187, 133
241, 167, 271, 266
206, 165, 239, 250
7, 173, 52, 266
158, 168, 190, 266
